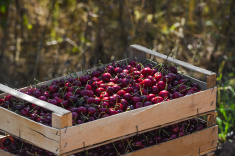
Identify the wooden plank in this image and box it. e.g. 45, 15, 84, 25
146, 59, 208, 90
0, 107, 61, 155
0, 83, 70, 115
130, 45, 215, 76
183, 74, 207, 90
63, 112, 215, 155
52, 113, 72, 129
124, 126, 218, 156
207, 111, 217, 128
36, 59, 128, 87
60, 87, 216, 154
193, 148, 216, 156
129, 46, 147, 64
201, 149, 216, 156
207, 73, 217, 89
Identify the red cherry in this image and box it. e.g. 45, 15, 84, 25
109, 108, 118, 115
141, 67, 152, 77
169, 66, 177, 74
120, 99, 128, 107
144, 101, 152, 106
77, 106, 87, 115
154, 72, 162, 82
88, 107, 97, 116
115, 103, 124, 110
157, 81, 166, 90
102, 73, 112, 82
142, 79, 152, 87
158, 90, 169, 99
131, 96, 141, 104
152, 85, 159, 94
148, 94, 156, 100
151, 96, 163, 104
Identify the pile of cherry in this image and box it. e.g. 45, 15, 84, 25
74, 118, 206, 156
0, 118, 206, 156
0, 60, 200, 126
0, 137, 55, 156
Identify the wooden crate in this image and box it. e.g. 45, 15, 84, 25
0, 45, 217, 155
122, 111, 218, 156
0, 112, 217, 156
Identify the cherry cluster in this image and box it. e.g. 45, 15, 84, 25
0, 60, 201, 127
0, 118, 206, 156
0, 137, 55, 156
74, 118, 206, 156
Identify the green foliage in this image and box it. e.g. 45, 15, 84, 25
216, 62, 235, 141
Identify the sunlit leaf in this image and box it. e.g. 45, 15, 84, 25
170, 22, 180, 31
27, 24, 33, 30
146, 14, 153, 23
0, 5, 6, 13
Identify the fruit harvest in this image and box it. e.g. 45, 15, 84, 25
0, 60, 201, 127
0, 118, 206, 156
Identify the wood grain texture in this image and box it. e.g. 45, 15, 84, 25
60, 87, 216, 154
35, 59, 127, 87
146, 59, 208, 90
0, 107, 61, 155
124, 126, 218, 156
52, 112, 72, 129
0, 83, 70, 115
207, 111, 217, 128
183, 74, 207, 90
207, 73, 217, 89
62, 111, 216, 155
130, 45, 215, 76
129, 46, 147, 64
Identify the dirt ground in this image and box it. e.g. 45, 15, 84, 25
216, 134, 235, 156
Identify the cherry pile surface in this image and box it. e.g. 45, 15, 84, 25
0, 137, 55, 156
74, 118, 206, 156
0, 118, 206, 156
0, 60, 201, 127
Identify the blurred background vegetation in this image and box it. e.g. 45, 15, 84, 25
0, 0, 234, 146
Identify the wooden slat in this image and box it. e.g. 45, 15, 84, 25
62, 111, 215, 155
0, 83, 70, 115
52, 113, 72, 129
201, 149, 216, 156
207, 111, 217, 128
0, 107, 61, 155
36, 59, 127, 87
183, 74, 207, 90
129, 46, 147, 64
207, 73, 217, 89
130, 45, 215, 76
124, 126, 218, 156
197, 148, 216, 156
146, 59, 208, 90
59, 87, 216, 154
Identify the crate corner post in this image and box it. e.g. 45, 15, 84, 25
52, 112, 72, 129
129, 44, 147, 64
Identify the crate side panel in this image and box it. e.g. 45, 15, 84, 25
60, 88, 216, 154
0, 107, 60, 155
125, 126, 218, 156
130, 45, 215, 76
